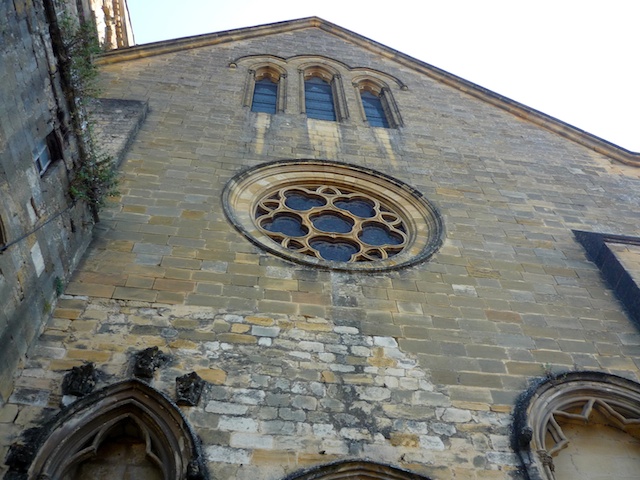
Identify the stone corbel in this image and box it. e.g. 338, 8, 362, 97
132, 346, 170, 379
176, 371, 205, 406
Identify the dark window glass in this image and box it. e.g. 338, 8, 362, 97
0, 217, 5, 247
360, 223, 403, 246
262, 214, 308, 237
310, 239, 358, 262
305, 76, 336, 121
335, 198, 375, 218
285, 191, 326, 211
311, 213, 353, 233
361, 90, 389, 128
251, 78, 278, 114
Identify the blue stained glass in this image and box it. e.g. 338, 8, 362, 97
252, 79, 277, 114
262, 215, 307, 237
285, 191, 326, 211
312, 214, 353, 233
361, 90, 389, 128
310, 239, 358, 262
360, 223, 402, 245
335, 198, 375, 218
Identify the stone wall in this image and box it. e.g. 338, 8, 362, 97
2, 21, 640, 479
0, 1, 143, 406
0, 0, 95, 403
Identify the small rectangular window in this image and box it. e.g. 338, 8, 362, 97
34, 139, 52, 175
34, 131, 62, 176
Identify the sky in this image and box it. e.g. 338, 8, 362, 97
127, 0, 639, 152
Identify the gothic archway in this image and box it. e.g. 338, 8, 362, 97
513, 371, 640, 480
282, 459, 432, 479
28, 379, 207, 480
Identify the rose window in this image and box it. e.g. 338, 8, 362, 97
256, 186, 407, 262
223, 160, 443, 271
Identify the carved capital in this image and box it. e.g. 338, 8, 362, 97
537, 449, 555, 472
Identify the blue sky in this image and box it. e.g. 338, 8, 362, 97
127, 0, 640, 151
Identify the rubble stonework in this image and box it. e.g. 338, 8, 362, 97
5, 299, 515, 479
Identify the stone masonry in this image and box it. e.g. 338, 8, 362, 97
2, 18, 640, 480
0, 0, 146, 404
0, 0, 93, 401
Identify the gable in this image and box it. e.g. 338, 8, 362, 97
97, 17, 640, 168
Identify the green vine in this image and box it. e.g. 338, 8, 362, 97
69, 131, 120, 219
59, 13, 102, 99
59, 11, 119, 223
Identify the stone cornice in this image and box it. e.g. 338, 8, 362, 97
96, 17, 640, 166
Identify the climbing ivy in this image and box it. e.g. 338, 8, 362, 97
59, 11, 119, 223
59, 13, 102, 98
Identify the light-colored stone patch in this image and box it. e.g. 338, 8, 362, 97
4, 299, 515, 479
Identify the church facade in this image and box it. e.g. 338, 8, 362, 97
2, 17, 640, 480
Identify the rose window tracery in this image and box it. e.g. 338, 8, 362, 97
223, 160, 443, 271
255, 186, 408, 262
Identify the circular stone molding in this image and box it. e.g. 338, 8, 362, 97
223, 160, 443, 271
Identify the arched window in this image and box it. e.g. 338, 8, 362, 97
353, 78, 403, 128
251, 77, 278, 113
299, 66, 348, 122
25, 379, 207, 480
243, 64, 286, 114
513, 371, 640, 480
360, 90, 389, 127
304, 76, 336, 121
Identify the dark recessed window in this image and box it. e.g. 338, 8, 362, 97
251, 78, 278, 114
34, 139, 52, 175
34, 131, 62, 176
305, 76, 336, 121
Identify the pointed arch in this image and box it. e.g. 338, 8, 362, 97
241, 61, 288, 114
287, 55, 408, 90
234, 56, 288, 114
29, 379, 207, 480
352, 76, 402, 128
298, 62, 348, 121
283, 459, 432, 479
